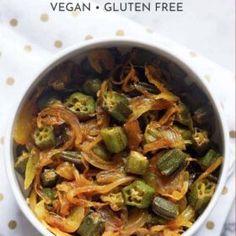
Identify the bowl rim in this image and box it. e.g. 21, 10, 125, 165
4, 37, 230, 236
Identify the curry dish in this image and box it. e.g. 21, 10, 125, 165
13, 48, 223, 236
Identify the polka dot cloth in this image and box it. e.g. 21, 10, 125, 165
0, 0, 235, 235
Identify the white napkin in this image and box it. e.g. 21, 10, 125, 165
0, 0, 235, 235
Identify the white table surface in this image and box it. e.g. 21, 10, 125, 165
95, 0, 236, 235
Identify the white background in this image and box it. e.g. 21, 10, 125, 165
94, 0, 235, 73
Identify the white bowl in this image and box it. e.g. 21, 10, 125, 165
4, 38, 230, 236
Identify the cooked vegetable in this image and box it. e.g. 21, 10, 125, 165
157, 149, 188, 176
14, 47, 223, 235
24, 150, 39, 190
82, 78, 102, 97
125, 151, 148, 175
173, 125, 192, 144
88, 49, 115, 73
199, 149, 220, 170
42, 188, 57, 200
102, 91, 132, 123
56, 151, 84, 167
176, 102, 193, 129
152, 196, 179, 220
188, 179, 216, 214
193, 105, 212, 125
37, 90, 60, 110
41, 169, 58, 188
144, 124, 186, 150
123, 120, 143, 150
64, 92, 96, 119
15, 151, 30, 175
147, 213, 167, 226
33, 126, 56, 150
122, 180, 155, 208
92, 144, 110, 161
100, 126, 127, 153
77, 212, 105, 236
192, 128, 209, 153
100, 192, 124, 211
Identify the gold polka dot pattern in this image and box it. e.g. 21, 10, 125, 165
116, 29, 125, 36
40, 13, 49, 22
6, 77, 15, 86
206, 221, 215, 230
229, 130, 236, 138
8, 220, 17, 230
9, 18, 18, 27
54, 40, 63, 48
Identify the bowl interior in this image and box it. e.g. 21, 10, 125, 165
9, 40, 226, 235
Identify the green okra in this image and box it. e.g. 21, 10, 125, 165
199, 149, 220, 170
64, 92, 96, 119
192, 128, 209, 153
156, 149, 188, 176
57, 151, 83, 166
173, 125, 193, 144
77, 212, 105, 236
125, 151, 149, 175
176, 102, 193, 129
100, 126, 127, 153
15, 151, 30, 175
82, 78, 102, 97
37, 90, 60, 110
92, 143, 110, 161
33, 126, 56, 150
152, 196, 179, 220
41, 169, 58, 188
188, 179, 216, 214
102, 91, 132, 123
41, 188, 57, 200
122, 180, 155, 209
100, 192, 124, 211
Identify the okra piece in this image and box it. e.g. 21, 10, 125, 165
122, 180, 155, 208
41, 169, 58, 188
156, 149, 188, 176
147, 213, 168, 226
102, 91, 132, 123
152, 196, 179, 220
64, 92, 96, 119
192, 128, 209, 153
176, 102, 193, 129
199, 149, 220, 170
57, 151, 83, 167
77, 212, 105, 236
15, 151, 30, 175
100, 126, 127, 153
41, 188, 57, 200
125, 151, 149, 175
100, 192, 124, 211
143, 172, 157, 189
138, 82, 158, 94
37, 90, 60, 110
92, 143, 110, 161
82, 78, 102, 97
188, 179, 216, 213
173, 125, 193, 144
33, 126, 56, 150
